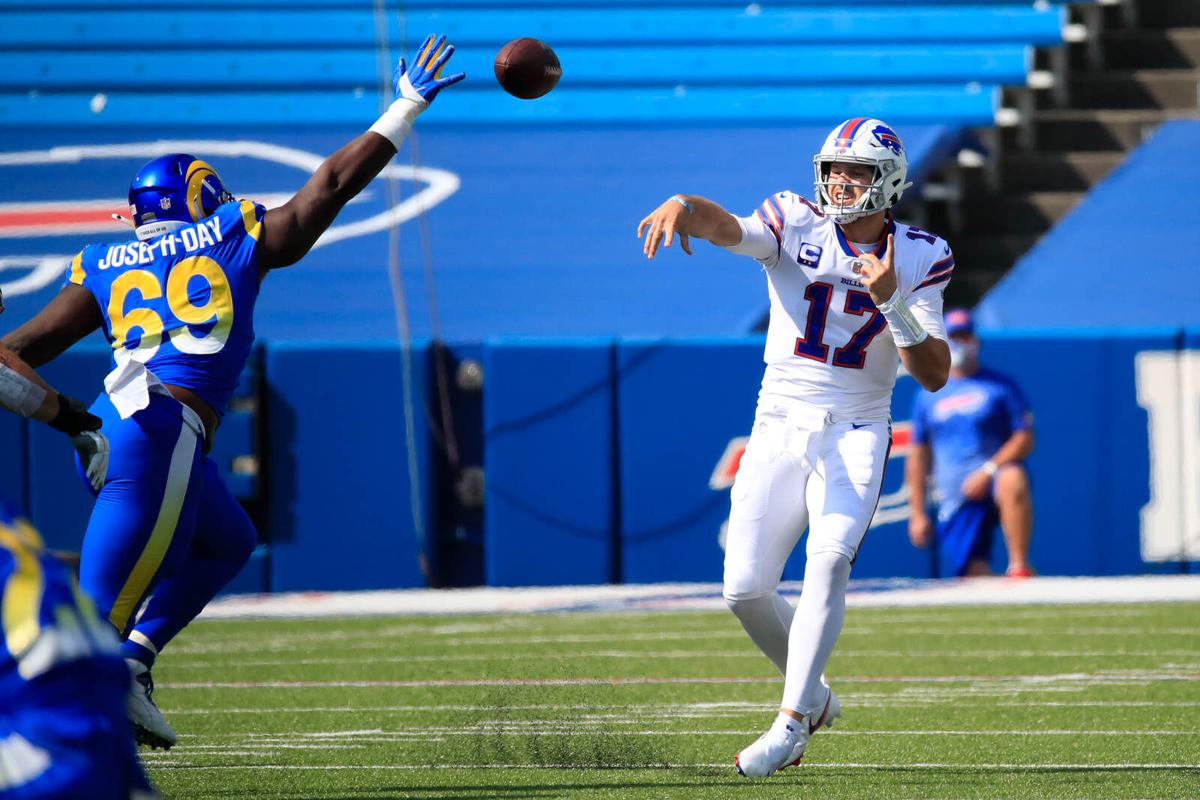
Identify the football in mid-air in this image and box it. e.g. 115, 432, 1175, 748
494, 38, 562, 100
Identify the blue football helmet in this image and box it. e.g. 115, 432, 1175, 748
128, 154, 234, 241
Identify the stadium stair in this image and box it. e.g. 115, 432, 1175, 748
939, 0, 1200, 307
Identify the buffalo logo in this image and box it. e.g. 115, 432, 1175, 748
872, 125, 903, 156
711, 421, 915, 538
0, 140, 460, 303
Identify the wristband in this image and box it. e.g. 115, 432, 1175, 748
48, 393, 102, 437
876, 289, 929, 348
0, 362, 47, 417
669, 195, 693, 214
982, 460, 999, 477
368, 97, 425, 150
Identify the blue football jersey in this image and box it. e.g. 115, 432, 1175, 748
911, 367, 1033, 519
66, 200, 266, 416
0, 497, 122, 705
0, 499, 155, 798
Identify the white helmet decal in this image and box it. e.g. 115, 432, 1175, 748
813, 118, 914, 224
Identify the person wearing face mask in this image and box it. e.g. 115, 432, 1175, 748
906, 309, 1036, 578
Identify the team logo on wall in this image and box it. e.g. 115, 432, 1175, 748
0, 140, 460, 301
710, 421, 915, 544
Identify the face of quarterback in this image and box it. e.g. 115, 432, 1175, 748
825, 160, 875, 210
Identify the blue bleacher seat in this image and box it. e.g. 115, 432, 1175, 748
1, 7, 1066, 48
0, 45, 1031, 89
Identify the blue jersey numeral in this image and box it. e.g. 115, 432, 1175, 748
794, 283, 887, 369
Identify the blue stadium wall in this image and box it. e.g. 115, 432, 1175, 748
2, 330, 1196, 592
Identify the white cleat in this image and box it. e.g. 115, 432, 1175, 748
125, 659, 177, 750
734, 688, 841, 777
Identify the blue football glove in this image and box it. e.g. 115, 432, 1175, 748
396, 34, 466, 105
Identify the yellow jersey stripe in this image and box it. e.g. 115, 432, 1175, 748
108, 420, 198, 633
0, 523, 44, 659
240, 200, 261, 242
67, 252, 85, 286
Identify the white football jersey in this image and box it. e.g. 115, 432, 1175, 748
726, 190, 952, 419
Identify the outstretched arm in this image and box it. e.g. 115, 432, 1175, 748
637, 195, 743, 260
258, 34, 465, 272
2, 284, 102, 368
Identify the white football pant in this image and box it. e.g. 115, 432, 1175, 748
723, 398, 891, 716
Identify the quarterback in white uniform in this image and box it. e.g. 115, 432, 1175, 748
637, 118, 951, 777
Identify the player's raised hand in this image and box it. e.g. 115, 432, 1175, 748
857, 233, 898, 306
396, 34, 466, 105
637, 196, 694, 260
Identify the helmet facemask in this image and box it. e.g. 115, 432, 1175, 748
812, 155, 905, 225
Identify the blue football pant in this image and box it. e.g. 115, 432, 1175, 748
79, 393, 255, 662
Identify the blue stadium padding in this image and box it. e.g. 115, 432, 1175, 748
0, 45, 1030, 89
0, 7, 1066, 47
0, 416, 27, 514
483, 338, 614, 587
977, 121, 1200, 330
616, 338, 764, 584
264, 341, 433, 591
24, 346, 111, 552
0, 124, 958, 343
0, 86, 999, 127
972, 330, 1174, 576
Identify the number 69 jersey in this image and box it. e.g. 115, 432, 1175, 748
65, 200, 266, 416
727, 191, 952, 420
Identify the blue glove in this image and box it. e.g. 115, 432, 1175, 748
396, 34, 466, 105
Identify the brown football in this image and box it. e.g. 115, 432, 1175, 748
494, 38, 562, 100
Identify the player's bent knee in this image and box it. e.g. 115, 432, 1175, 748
995, 464, 1030, 503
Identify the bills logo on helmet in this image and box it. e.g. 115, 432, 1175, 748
871, 125, 903, 155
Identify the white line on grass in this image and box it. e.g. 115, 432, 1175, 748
162, 699, 1200, 716
164, 648, 1200, 668
142, 762, 1200, 771
169, 626, 1200, 654
157, 670, 1200, 689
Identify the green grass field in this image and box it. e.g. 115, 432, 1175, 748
144, 602, 1200, 799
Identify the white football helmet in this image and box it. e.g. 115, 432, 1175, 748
813, 118, 913, 224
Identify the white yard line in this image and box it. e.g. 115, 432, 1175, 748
163, 699, 1200, 716
167, 628, 1197, 655
201, 575, 1200, 619
157, 670, 1200, 690
164, 649, 1199, 668
141, 762, 1200, 771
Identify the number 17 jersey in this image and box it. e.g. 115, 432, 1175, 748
728, 191, 953, 420
65, 200, 266, 416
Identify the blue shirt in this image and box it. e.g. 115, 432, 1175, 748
66, 200, 266, 416
911, 366, 1032, 519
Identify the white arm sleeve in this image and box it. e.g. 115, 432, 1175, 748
908, 285, 948, 342
723, 214, 781, 264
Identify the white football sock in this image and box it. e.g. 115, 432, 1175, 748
780, 551, 851, 715
725, 592, 796, 675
